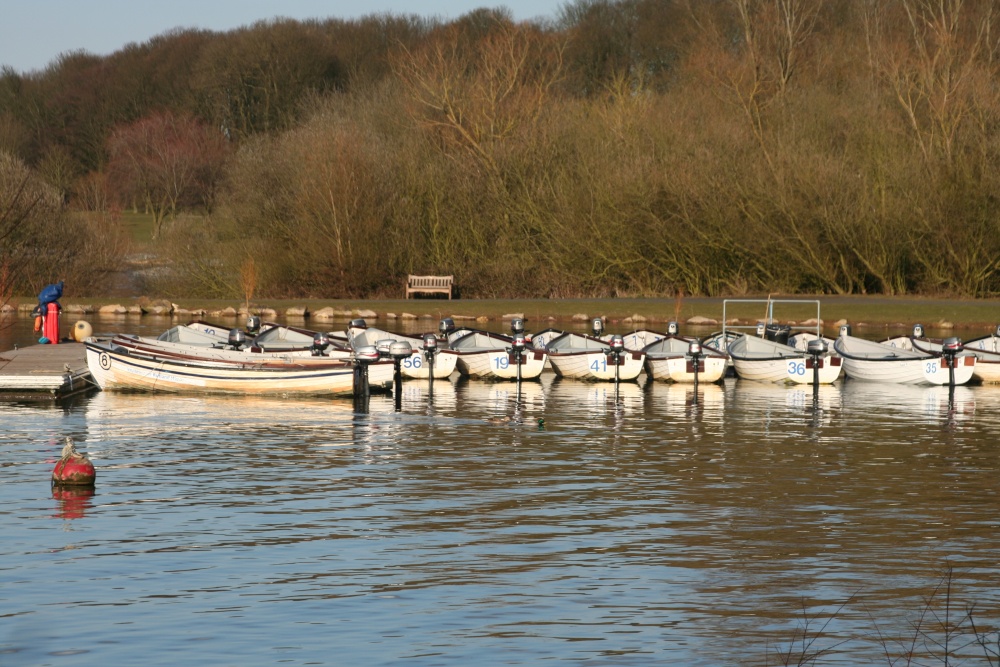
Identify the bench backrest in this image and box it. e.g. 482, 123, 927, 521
408, 275, 453, 287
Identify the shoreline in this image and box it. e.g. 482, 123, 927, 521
4, 294, 1000, 332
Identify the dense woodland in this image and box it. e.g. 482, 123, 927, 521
2, 0, 1000, 301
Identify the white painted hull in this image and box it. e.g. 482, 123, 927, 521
395, 349, 458, 379
547, 350, 644, 381
732, 357, 842, 384
348, 325, 457, 379
971, 360, 1000, 383
645, 355, 727, 383
943, 334, 1000, 383
86, 343, 391, 396
835, 335, 977, 385
111, 334, 352, 362
728, 334, 842, 384
455, 349, 547, 380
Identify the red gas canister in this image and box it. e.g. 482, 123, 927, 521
43, 302, 60, 344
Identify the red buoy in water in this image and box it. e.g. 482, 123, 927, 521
52, 437, 96, 486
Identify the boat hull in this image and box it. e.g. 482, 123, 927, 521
728, 334, 842, 384
455, 349, 547, 380
840, 355, 975, 385
86, 343, 390, 396
732, 356, 843, 384
349, 325, 457, 379
396, 349, 459, 380
547, 350, 644, 382
645, 355, 727, 383
835, 334, 977, 385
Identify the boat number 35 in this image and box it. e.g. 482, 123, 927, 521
926, 362, 938, 374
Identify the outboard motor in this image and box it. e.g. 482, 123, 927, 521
508, 332, 527, 382
245, 315, 261, 335
311, 332, 330, 356
510, 317, 525, 336
352, 345, 380, 403
839, 324, 852, 338
807, 338, 828, 389
941, 336, 963, 386
912, 323, 925, 339
756, 322, 766, 337
687, 339, 703, 391
995, 324, 1000, 338
350, 318, 367, 329
605, 333, 624, 374
228, 328, 247, 350
439, 318, 455, 337
667, 321, 679, 336
388, 341, 413, 410
422, 333, 438, 391
375, 339, 395, 359
592, 317, 605, 338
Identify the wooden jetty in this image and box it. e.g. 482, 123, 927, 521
0, 343, 94, 400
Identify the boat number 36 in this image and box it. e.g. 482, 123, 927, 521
787, 360, 808, 376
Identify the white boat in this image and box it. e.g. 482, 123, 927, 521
885, 325, 1000, 384
540, 331, 645, 382
728, 334, 843, 384
448, 330, 548, 380
961, 328, 1000, 383
252, 322, 350, 353
527, 327, 566, 350
179, 320, 350, 353
641, 334, 728, 383
619, 328, 668, 350
347, 321, 457, 380
85, 340, 393, 396
157, 323, 231, 345
108, 333, 352, 364
833, 332, 976, 385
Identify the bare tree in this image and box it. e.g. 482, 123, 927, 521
107, 111, 227, 239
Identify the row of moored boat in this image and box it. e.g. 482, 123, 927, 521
82, 307, 1000, 397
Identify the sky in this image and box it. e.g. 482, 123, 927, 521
0, 0, 568, 74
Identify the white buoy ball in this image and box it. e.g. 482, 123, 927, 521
73, 320, 93, 342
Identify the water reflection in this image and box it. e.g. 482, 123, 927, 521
2, 369, 1000, 666
51, 484, 95, 520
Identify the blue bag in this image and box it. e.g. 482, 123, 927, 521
38, 280, 64, 306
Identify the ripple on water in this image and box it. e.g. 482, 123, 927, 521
1, 378, 999, 665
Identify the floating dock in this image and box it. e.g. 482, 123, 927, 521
0, 343, 94, 400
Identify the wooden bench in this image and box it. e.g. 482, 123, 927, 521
406, 275, 454, 299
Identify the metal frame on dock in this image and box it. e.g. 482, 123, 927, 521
721, 299, 823, 338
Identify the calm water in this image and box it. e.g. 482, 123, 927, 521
2, 316, 999, 666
